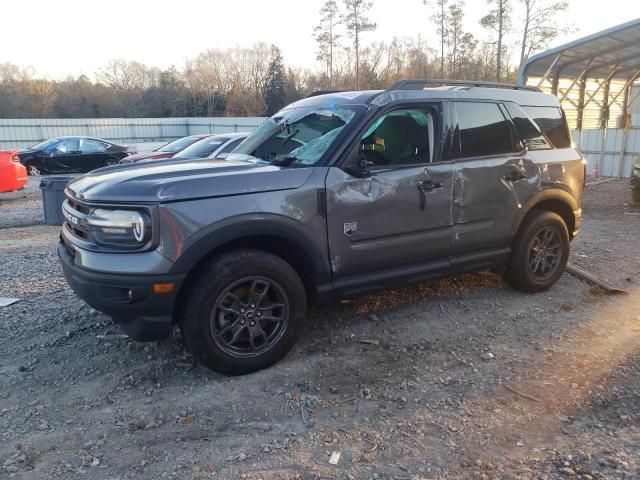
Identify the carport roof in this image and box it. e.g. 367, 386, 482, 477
517, 18, 640, 84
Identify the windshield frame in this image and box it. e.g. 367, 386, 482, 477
226, 104, 366, 168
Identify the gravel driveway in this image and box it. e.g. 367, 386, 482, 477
0, 178, 639, 479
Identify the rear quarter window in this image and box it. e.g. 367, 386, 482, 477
522, 106, 572, 148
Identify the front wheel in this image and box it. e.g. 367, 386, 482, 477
181, 250, 307, 375
504, 210, 570, 293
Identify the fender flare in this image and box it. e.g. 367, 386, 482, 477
510, 188, 579, 237
169, 215, 332, 288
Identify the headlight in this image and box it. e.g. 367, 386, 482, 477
87, 209, 151, 248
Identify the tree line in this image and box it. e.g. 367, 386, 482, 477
0, 0, 568, 119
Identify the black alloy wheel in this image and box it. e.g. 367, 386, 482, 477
210, 276, 290, 358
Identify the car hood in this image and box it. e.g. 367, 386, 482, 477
67, 159, 315, 204
122, 151, 174, 162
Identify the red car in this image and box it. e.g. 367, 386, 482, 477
118, 135, 210, 164
0, 149, 27, 193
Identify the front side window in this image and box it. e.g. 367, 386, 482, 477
359, 108, 435, 166
54, 138, 80, 154
522, 106, 572, 148
227, 105, 361, 167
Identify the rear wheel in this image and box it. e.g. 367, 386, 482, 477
504, 210, 569, 293
181, 250, 307, 375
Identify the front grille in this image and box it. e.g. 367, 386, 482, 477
62, 193, 93, 244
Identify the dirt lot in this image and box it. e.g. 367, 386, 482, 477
1, 178, 639, 480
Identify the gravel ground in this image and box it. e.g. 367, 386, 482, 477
0, 178, 639, 479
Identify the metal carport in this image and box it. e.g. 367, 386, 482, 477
517, 18, 640, 177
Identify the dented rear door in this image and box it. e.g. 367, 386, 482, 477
450, 101, 538, 254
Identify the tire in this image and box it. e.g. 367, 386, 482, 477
103, 159, 118, 167
504, 210, 570, 293
181, 250, 307, 375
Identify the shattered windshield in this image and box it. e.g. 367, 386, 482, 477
227, 105, 360, 167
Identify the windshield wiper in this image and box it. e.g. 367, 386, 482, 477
270, 156, 298, 167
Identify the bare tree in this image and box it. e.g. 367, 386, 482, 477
343, 0, 376, 89
314, 1, 342, 88
481, 0, 511, 82
97, 59, 158, 90
519, 0, 568, 64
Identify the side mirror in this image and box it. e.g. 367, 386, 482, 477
344, 150, 373, 178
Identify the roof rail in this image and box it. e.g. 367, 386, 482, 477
306, 90, 346, 98
386, 79, 542, 92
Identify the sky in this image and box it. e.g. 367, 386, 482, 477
2, 0, 639, 79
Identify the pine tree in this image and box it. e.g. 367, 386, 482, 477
343, 0, 376, 89
263, 46, 287, 115
314, 1, 342, 89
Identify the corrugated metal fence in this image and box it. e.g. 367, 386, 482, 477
573, 127, 640, 177
0, 117, 638, 177
0, 117, 267, 151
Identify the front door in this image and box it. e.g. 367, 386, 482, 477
46, 138, 81, 173
326, 105, 454, 286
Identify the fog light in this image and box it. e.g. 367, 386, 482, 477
153, 282, 175, 294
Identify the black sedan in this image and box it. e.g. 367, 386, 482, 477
18, 136, 133, 175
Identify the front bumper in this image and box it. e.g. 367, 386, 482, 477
58, 241, 186, 341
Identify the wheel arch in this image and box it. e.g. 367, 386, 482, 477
170, 220, 333, 321
511, 189, 578, 239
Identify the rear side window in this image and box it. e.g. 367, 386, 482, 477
522, 106, 571, 148
456, 102, 515, 158
504, 103, 551, 150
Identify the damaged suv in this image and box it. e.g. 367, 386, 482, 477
59, 80, 585, 374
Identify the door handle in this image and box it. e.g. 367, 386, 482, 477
417, 180, 443, 191
503, 171, 526, 182
417, 180, 443, 210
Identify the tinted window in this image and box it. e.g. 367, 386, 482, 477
360, 108, 435, 166
504, 103, 551, 150
54, 138, 80, 154
174, 136, 229, 159
522, 106, 571, 148
456, 102, 514, 158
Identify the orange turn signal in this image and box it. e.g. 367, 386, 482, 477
153, 282, 175, 294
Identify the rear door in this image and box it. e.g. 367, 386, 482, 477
450, 101, 538, 254
79, 138, 110, 170
326, 103, 455, 283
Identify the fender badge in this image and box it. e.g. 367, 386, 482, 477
343, 222, 358, 236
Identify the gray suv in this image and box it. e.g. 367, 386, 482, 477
59, 80, 585, 374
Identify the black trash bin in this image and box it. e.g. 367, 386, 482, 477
40, 176, 75, 226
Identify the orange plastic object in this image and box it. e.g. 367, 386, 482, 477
0, 149, 28, 193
